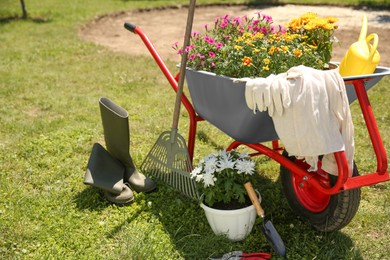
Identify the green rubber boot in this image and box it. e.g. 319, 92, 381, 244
99, 97, 157, 193
84, 143, 134, 204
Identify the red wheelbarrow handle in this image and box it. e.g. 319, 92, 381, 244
123, 21, 200, 162
124, 22, 136, 33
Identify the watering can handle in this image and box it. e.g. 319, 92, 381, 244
366, 33, 379, 61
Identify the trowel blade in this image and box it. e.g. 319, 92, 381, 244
261, 220, 286, 257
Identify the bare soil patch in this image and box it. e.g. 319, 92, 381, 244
80, 4, 390, 66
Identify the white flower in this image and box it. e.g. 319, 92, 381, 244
203, 172, 216, 187
235, 159, 255, 175
203, 153, 217, 162
217, 152, 235, 172
190, 166, 202, 179
204, 156, 218, 174
238, 152, 250, 160
195, 174, 204, 183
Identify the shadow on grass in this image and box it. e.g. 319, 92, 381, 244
196, 130, 226, 151
0, 15, 50, 25
74, 186, 112, 211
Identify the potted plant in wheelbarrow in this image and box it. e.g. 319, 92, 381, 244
175, 12, 362, 232
173, 11, 339, 144
190, 149, 260, 241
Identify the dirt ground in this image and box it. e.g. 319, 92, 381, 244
80, 4, 390, 66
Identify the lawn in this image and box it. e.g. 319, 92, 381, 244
1, 0, 389, 259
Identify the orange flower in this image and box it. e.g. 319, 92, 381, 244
242, 56, 252, 66
293, 49, 302, 57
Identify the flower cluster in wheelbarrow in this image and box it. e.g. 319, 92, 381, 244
190, 150, 256, 207
173, 12, 338, 78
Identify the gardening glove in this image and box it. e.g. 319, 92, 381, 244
269, 74, 292, 116
245, 75, 276, 116
235, 77, 256, 112
243, 79, 257, 113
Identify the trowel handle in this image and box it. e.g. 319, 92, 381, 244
244, 182, 265, 218
366, 33, 379, 61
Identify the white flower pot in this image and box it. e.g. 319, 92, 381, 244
200, 193, 261, 242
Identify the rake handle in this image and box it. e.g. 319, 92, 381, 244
172, 0, 197, 131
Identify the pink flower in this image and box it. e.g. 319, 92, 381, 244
279, 25, 287, 33
204, 36, 215, 44
219, 18, 229, 28
185, 44, 194, 53
189, 54, 197, 60
215, 42, 224, 50
172, 41, 179, 49
233, 17, 242, 25
262, 14, 273, 23
209, 52, 216, 58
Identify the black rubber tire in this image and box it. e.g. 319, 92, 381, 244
280, 152, 361, 232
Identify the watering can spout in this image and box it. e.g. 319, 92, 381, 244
358, 14, 367, 42
339, 14, 380, 77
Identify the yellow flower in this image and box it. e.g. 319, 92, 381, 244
288, 18, 302, 31
262, 65, 269, 71
253, 48, 261, 53
324, 23, 336, 30
281, 46, 289, 53
301, 12, 317, 23
303, 22, 316, 31
327, 17, 338, 24
269, 46, 278, 55
263, 58, 270, 65
234, 45, 243, 50
245, 39, 254, 46
252, 32, 264, 40
235, 37, 243, 43
242, 32, 252, 38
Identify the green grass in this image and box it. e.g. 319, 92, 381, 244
1, 0, 389, 259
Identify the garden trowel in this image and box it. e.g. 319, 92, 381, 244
244, 182, 286, 257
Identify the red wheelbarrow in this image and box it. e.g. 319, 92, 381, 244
124, 22, 390, 232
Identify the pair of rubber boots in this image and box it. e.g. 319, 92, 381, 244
84, 97, 157, 204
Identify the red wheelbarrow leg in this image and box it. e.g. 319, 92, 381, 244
353, 79, 388, 174
343, 79, 389, 189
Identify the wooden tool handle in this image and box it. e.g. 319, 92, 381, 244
244, 182, 265, 218
172, 0, 197, 130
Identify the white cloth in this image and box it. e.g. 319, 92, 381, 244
244, 65, 354, 176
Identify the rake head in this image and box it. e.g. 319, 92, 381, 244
141, 130, 199, 200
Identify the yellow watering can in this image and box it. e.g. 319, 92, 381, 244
339, 14, 380, 77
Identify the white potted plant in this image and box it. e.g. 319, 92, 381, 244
191, 149, 260, 241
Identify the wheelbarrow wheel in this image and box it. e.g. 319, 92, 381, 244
280, 151, 361, 232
